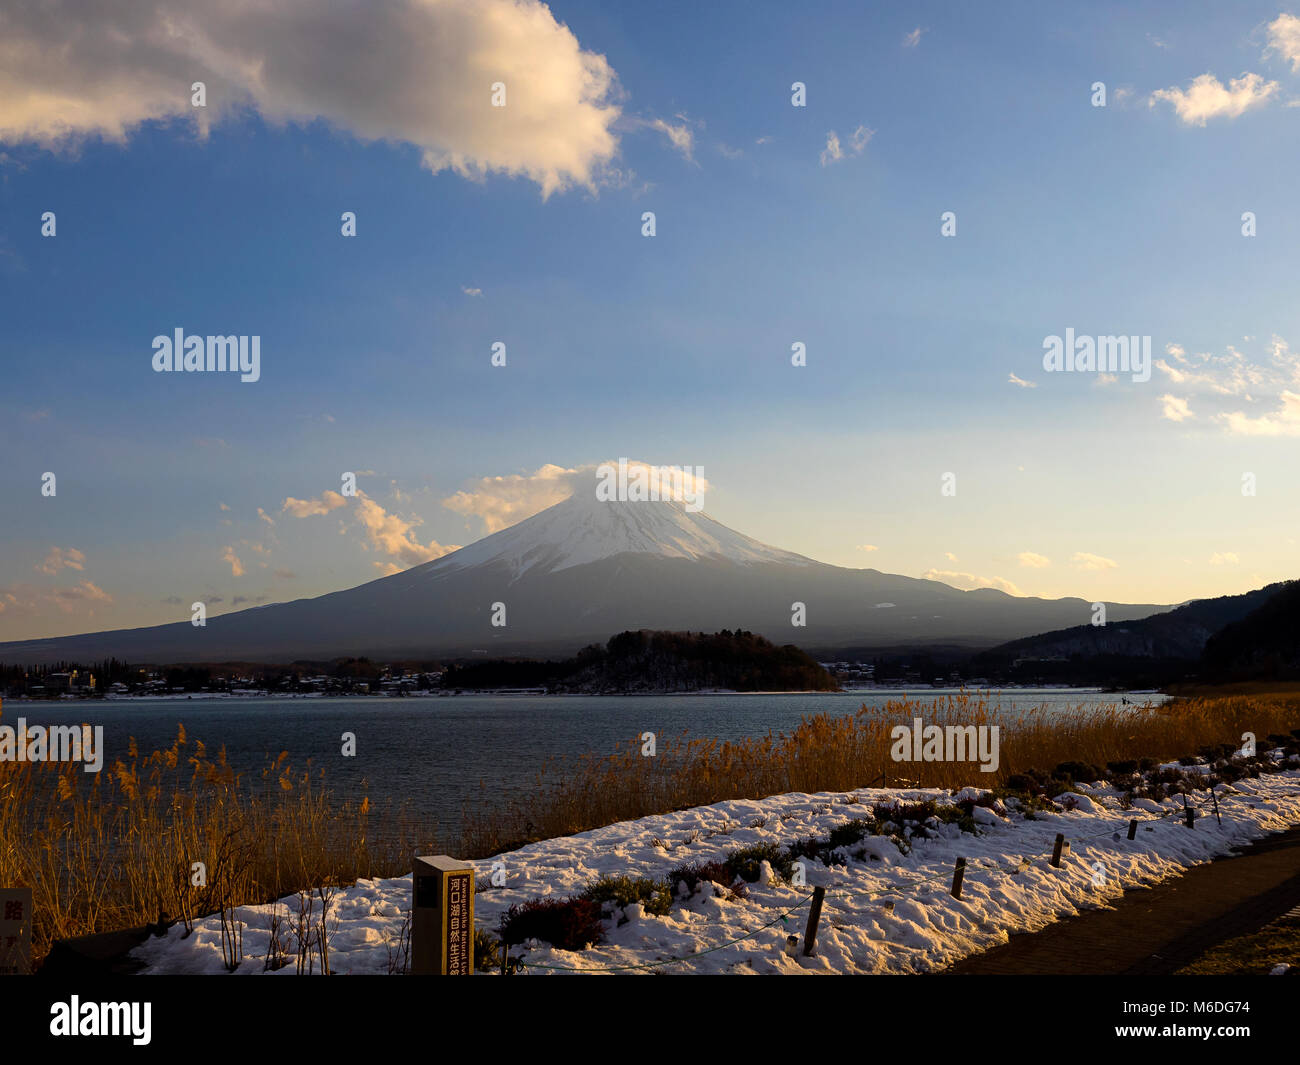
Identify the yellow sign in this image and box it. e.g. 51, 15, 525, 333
412, 856, 475, 975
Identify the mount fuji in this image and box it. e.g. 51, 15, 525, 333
0, 485, 1168, 664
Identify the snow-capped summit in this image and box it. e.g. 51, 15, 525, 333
428, 480, 813, 580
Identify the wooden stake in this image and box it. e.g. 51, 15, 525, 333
802, 886, 826, 957
950, 857, 966, 899
1127, 818, 1138, 840
1051, 833, 1065, 867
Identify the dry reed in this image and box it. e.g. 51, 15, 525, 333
4, 691, 1299, 966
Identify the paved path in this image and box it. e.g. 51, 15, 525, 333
942, 825, 1300, 975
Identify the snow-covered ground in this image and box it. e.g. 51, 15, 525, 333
133, 756, 1300, 975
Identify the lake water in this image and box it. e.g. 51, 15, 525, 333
7, 689, 1167, 842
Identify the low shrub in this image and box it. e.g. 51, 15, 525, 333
665, 859, 747, 899
724, 842, 794, 882
580, 874, 672, 917
500, 897, 605, 950
1053, 761, 1102, 782
827, 817, 876, 849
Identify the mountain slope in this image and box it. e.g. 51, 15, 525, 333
980, 582, 1290, 662
0, 488, 1170, 664
1201, 580, 1300, 679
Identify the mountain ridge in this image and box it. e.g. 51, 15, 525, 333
0, 490, 1171, 665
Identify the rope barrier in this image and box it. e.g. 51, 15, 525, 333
518, 890, 820, 973
498, 777, 1277, 973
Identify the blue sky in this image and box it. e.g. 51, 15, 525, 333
4, 0, 1300, 640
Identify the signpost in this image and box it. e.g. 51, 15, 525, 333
412, 856, 474, 975
0, 887, 32, 975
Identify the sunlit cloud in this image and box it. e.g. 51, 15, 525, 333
220, 546, 245, 577
1070, 552, 1118, 571
36, 546, 86, 575
283, 489, 459, 569
921, 569, 1023, 595
0, 0, 624, 197
1265, 13, 1300, 72
1160, 394, 1194, 422
1149, 72, 1278, 125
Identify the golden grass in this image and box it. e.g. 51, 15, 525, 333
4, 691, 1299, 966
0, 721, 436, 965
461, 691, 1300, 854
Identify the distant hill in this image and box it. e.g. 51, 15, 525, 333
441, 629, 838, 693
1201, 580, 1300, 680
982, 582, 1290, 662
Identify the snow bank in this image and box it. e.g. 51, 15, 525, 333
132, 763, 1300, 975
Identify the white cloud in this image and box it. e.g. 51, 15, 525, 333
820, 131, 844, 167
0, 580, 112, 617
648, 116, 694, 161
441, 460, 709, 534
220, 545, 245, 577
1154, 336, 1300, 433
921, 569, 1023, 595
1208, 552, 1240, 565
284, 488, 458, 568
1149, 72, 1278, 126
1160, 394, 1194, 422
902, 27, 926, 48
0, 0, 623, 197
1266, 13, 1300, 72
820, 124, 873, 166
1017, 552, 1051, 569
1008, 372, 1037, 389
36, 546, 86, 575
461, 286, 483, 297
282, 491, 348, 518
50, 580, 112, 612
944, 552, 958, 562
856, 544, 879, 552
442, 463, 582, 534
1070, 552, 1118, 571
353, 494, 460, 568
1218, 389, 1300, 435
